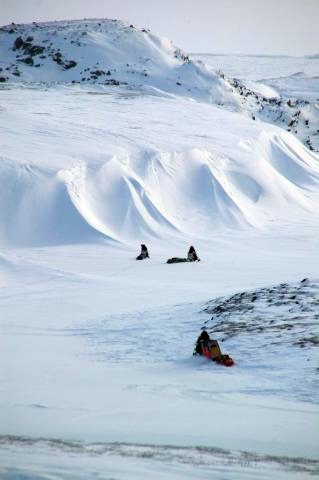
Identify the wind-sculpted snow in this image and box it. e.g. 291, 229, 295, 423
0, 158, 105, 246
0, 129, 319, 246
1, 78, 319, 247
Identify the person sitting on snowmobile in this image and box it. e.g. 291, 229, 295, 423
136, 244, 149, 260
188, 246, 199, 262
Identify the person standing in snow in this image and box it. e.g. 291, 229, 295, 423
136, 244, 149, 260
188, 245, 199, 261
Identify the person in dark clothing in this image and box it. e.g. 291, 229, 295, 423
167, 246, 200, 264
136, 244, 149, 260
194, 330, 234, 366
194, 330, 210, 354
188, 245, 199, 261
141, 244, 149, 258
194, 330, 222, 358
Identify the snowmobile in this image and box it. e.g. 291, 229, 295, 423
166, 257, 189, 264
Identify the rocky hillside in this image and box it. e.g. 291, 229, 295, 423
0, 19, 238, 107
202, 278, 319, 403
0, 19, 318, 151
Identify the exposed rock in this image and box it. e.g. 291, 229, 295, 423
18, 56, 34, 65
13, 36, 24, 49
203, 279, 319, 348
64, 60, 77, 70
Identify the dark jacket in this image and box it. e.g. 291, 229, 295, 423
188, 246, 198, 261
195, 330, 209, 354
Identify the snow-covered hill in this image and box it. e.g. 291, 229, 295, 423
0, 19, 239, 107
1, 19, 319, 151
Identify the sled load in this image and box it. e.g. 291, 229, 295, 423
167, 246, 200, 264
136, 244, 149, 260
194, 330, 234, 367
166, 257, 188, 264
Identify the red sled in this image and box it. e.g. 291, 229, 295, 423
215, 355, 234, 367
202, 345, 234, 367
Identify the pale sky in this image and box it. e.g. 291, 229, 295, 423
0, 0, 318, 56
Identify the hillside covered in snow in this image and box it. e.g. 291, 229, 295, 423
0, 21, 319, 247
1, 18, 319, 151
0, 19, 238, 106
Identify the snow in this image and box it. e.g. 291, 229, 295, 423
0, 18, 319, 480
1, 20, 319, 151
1, 241, 319, 479
191, 53, 319, 83
1, 86, 318, 247
192, 54, 319, 151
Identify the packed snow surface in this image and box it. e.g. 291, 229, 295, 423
0, 18, 319, 480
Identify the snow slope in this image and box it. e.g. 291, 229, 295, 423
0, 19, 238, 107
1, 242, 319, 480
1, 19, 319, 151
0, 86, 318, 247
192, 54, 319, 151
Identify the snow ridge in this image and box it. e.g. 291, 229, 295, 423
1, 132, 319, 247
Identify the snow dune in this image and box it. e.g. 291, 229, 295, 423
1, 126, 318, 247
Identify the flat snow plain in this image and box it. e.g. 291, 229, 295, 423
1, 80, 319, 478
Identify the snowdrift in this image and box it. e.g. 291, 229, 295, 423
1, 131, 318, 247
0, 159, 105, 247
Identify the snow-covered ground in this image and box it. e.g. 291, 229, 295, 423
191, 53, 319, 84
0, 19, 319, 480
191, 53, 319, 103
192, 53, 319, 152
